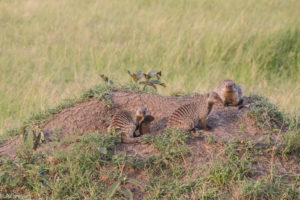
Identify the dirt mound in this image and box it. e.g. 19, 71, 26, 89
0, 137, 22, 159
42, 90, 259, 141
42, 90, 189, 136
0, 90, 268, 159
43, 98, 111, 136
1, 90, 298, 199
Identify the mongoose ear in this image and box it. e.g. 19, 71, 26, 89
143, 115, 155, 122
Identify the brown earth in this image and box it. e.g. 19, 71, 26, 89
0, 89, 277, 159
41, 90, 262, 141
0, 90, 298, 200
45, 90, 255, 136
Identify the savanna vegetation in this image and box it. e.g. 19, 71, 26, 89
0, 0, 300, 199
0, 84, 299, 199
1, 0, 300, 134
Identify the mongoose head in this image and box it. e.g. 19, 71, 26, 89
222, 79, 237, 92
135, 106, 147, 122
208, 92, 223, 104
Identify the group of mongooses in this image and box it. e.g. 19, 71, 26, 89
108, 79, 243, 143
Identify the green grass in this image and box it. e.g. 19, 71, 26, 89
1, 0, 300, 135
247, 94, 295, 130
0, 133, 119, 199
241, 177, 298, 200
0, 130, 189, 199
1, 1, 300, 198
1, 128, 298, 199
0, 92, 299, 199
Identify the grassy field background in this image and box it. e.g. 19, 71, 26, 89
1, 0, 300, 134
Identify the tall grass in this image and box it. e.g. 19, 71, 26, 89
0, 0, 300, 134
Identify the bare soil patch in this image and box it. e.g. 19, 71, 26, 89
42, 90, 259, 138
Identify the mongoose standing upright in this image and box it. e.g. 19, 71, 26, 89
108, 107, 150, 143
167, 92, 223, 133
215, 79, 243, 106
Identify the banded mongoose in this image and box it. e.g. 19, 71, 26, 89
137, 115, 155, 136
108, 107, 149, 143
215, 79, 243, 106
167, 92, 223, 133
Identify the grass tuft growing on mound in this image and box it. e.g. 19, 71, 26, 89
247, 94, 300, 159
143, 128, 189, 170
248, 94, 298, 130
279, 130, 300, 159
206, 140, 254, 187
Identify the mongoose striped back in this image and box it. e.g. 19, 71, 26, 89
108, 111, 137, 136
108, 107, 148, 143
167, 95, 210, 131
